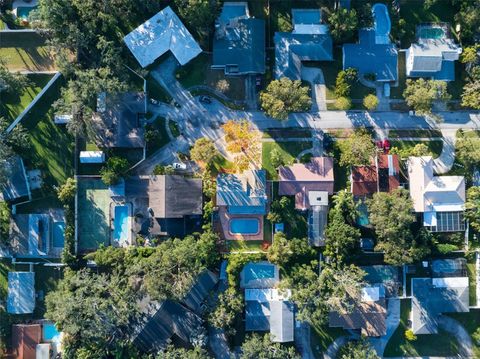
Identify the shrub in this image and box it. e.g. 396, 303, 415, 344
363, 94, 379, 110
405, 329, 417, 341
153, 165, 174, 175
435, 243, 458, 254
270, 148, 284, 169
335, 96, 352, 110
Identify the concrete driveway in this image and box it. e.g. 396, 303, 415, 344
368, 298, 401, 357
301, 67, 327, 111
432, 129, 457, 174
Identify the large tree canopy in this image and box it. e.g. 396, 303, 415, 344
338, 129, 376, 167
403, 79, 451, 115
240, 334, 300, 359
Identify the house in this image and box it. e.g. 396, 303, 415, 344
241, 262, 294, 342
11, 324, 42, 359
278, 157, 334, 246
133, 270, 218, 352
9, 210, 65, 258
406, 25, 462, 81
1, 156, 31, 203
216, 170, 267, 241
412, 276, 469, 334
351, 154, 400, 196
7, 271, 35, 314
125, 175, 203, 239
329, 284, 387, 337
274, 9, 333, 80
124, 6, 202, 68
212, 2, 265, 75
408, 156, 466, 232
343, 3, 398, 84
278, 157, 334, 209
92, 92, 146, 149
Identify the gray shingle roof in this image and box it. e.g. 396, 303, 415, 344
269, 300, 294, 342
182, 270, 218, 313
1, 156, 30, 202
213, 2, 265, 75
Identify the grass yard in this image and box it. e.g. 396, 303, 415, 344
175, 53, 245, 101
447, 309, 480, 358
0, 74, 52, 123
146, 75, 172, 103
388, 129, 443, 138
227, 240, 267, 252
0, 259, 13, 351
390, 140, 443, 159
33, 263, 63, 318
390, 51, 406, 99
467, 262, 477, 306
384, 299, 460, 357
262, 128, 311, 139
262, 141, 312, 180
310, 321, 347, 358
210, 154, 235, 175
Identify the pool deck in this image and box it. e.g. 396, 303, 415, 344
218, 207, 264, 241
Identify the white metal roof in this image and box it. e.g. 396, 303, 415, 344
124, 6, 202, 67
245, 288, 291, 302
79, 151, 105, 164
432, 277, 468, 289
361, 286, 380, 302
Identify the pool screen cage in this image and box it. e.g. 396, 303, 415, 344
425, 211, 466, 233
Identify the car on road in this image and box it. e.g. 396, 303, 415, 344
172, 162, 187, 170
199, 96, 212, 104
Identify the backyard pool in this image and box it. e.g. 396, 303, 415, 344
43, 323, 60, 341
419, 27, 445, 39
16, 6, 37, 20
356, 202, 370, 226
113, 205, 130, 244
229, 218, 260, 235
372, 3, 391, 44
244, 263, 275, 282
52, 222, 65, 248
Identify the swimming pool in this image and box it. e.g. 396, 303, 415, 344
244, 264, 275, 282
43, 323, 60, 341
372, 3, 391, 44
16, 6, 37, 20
356, 202, 370, 226
229, 218, 260, 235
419, 27, 445, 39
113, 205, 130, 243
52, 222, 65, 248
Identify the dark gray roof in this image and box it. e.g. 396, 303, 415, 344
308, 205, 328, 246
411, 277, 469, 334
245, 301, 270, 331
133, 300, 202, 353
1, 156, 29, 202
269, 300, 294, 342
275, 32, 333, 80
92, 92, 145, 148
212, 2, 265, 74
125, 175, 202, 219
182, 270, 218, 313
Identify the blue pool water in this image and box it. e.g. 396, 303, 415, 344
43, 323, 60, 341
113, 205, 129, 242
372, 3, 391, 44
16, 6, 37, 20
244, 264, 275, 282
229, 218, 259, 235
419, 27, 445, 39
52, 222, 65, 248
356, 202, 370, 226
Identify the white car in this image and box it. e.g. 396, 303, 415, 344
172, 162, 187, 170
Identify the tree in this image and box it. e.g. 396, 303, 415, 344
455, 0, 480, 45
157, 346, 212, 359
324, 210, 360, 266
209, 287, 243, 335
455, 130, 480, 170
222, 120, 261, 170
335, 96, 352, 110
190, 137, 219, 165
368, 189, 428, 265
240, 334, 300, 359
328, 8, 358, 43
260, 78, 311, 120
338, 129, 376, 166
269, 148, 284, 169
390, 143, 433, 160
153, 165, 175, 175
0, 201, 11, 244
338, 339, 380, 359
100, 156, 129, 186
460, 46, 479, 69
0, 60, 32, 96
461, 80, 480, 109
466, 186, 480, 233
174, 0, 219, 39
267, 232, 292, 266
45, 269, 140, 356
334, 68, 357, 98
363, 94, 379, 110
57, 178, 76, 204
403, 79, 451, 115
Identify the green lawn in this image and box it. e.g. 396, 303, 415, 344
447, 309, 480, 358
227, 240, 266, 252
390, 140, 443, 159
262, 128, 311, 139
146, 75, 172, 103
388, 129, 443, 138
467, 262, 477, 306
310, 321, 347, 358
210, 154, 235, 175
391, 51, 406, 99
0, 74, 53, 123
262, 141, 312, 180
384, 299, 460, 357
33, 263, 63, 318
175, 53, 245, 101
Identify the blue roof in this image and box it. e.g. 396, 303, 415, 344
408, 58, 455, 81
1, 156, 30, 202
212, 3, 265, 74
343, 29, 398, 82
7, 272, 35, 314
246, 301, 270, 331
216, 170, 267, 215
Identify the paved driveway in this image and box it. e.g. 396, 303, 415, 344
437, 315, 474, 358
301, 67, 327, 111
369, 298, 401, 356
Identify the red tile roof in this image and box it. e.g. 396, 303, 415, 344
12, 324, 41, 359
351, 155, 400, 196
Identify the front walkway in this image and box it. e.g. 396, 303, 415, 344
369, 298, 401, 356
432, 129, 457, 174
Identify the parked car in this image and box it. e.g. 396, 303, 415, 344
150, 98, 159, 105
173, 162, 187, 170
199, 96, 212, 104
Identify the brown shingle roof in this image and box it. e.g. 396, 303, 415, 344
351, 155, 400, 196
12, 324, 41, 359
